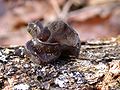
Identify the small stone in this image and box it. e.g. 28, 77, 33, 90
4, 49, 9, 54
23, 64, 30, 69
54, 75, 68, 88
0, 53, 8, 63
13, 83, 30, 90
70, 71, 85, 84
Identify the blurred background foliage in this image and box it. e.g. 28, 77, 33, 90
0, 0, 120, 46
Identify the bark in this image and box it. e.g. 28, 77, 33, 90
0, 37, 120, 90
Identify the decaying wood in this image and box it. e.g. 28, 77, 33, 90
80, 40, 120, 62
0, 37, 120, 90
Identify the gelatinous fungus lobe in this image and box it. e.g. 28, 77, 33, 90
26, 20, 80, 64
47, 20, 80, 57
27, 21, 50, 42
26, 38, 61, 64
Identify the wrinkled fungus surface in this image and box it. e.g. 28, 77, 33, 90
26, 20, 81, 64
